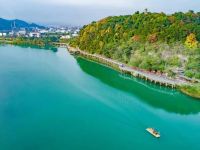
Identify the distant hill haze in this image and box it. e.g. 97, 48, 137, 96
0, 18, 45, 31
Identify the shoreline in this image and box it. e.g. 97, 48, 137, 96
0, 38, 56, 48
1, 43, 198, 99
67, 45, 200, 99
180, 88, 200, 99
67, 46, 188, 87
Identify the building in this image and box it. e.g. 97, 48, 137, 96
72, 33, 78, 37
17, 30, 26, 36
39, 29, 48, 34
29, 32, 41, 38
60, 35, 71, 39
9, 31, 15, 37
0, 33, 7, 37
67, 29, 72, 33
55, 29, 67, 33
74, 29, 80, 34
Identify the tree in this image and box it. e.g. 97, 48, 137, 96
148, 33, 158, 43
132, 35, 141, 42
69, 11, 200, 75
144, 8, 148, 14
185, 33, 198, 49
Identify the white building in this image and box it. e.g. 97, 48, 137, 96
39, 29, 48, 34
17, 30, 26, 36
29, 32, 41, 38
0, 33, 7, 37
67, 29, 72, 33
55, 29, 67, 33
9, 31, 15, 36
60, 35, 71, 39
74, 29, 80, 34
72, 33, 78, 37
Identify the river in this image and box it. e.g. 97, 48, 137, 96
0, 45, 200, 150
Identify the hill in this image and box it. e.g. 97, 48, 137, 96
0, 18, 45, 31
70, 11, 200, 80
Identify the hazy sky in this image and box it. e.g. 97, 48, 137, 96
0, 0, 199, 26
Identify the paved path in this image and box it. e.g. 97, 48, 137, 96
67, 45, 189, 87
120, 66, 182, 86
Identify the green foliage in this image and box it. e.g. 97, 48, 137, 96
70, 11, 200, 79
180, 84, 200, 99
185, 49, 200, 79
11, 37, 59, 46
166, 56, 181, 67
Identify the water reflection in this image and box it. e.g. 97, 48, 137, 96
76, 57, 200, 115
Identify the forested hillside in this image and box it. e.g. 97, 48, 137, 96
70, 11, 200, 79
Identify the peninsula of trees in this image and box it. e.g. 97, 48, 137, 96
69, 10, 200, 98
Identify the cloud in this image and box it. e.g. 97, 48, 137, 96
0, 0, 199, 25
39, 0, 133, 7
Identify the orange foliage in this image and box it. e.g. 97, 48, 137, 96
132, 35, 141, 42
148, 33, 158, 43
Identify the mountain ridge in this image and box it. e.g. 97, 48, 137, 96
0, 18, 45, 31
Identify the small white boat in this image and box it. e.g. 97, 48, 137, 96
146, 128, 160, 138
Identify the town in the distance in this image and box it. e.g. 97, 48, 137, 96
0, 18, 80, 39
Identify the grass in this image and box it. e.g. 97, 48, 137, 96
180, 83, 200, 99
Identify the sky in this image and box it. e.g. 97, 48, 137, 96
0, 0, 199, 26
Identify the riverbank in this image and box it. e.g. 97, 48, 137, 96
67, 45, 200, 99
0, 37, 57, 48
179, 84, 200, 99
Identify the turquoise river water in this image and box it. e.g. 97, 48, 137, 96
0, 45, 200, 150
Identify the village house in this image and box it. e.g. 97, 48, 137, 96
29, 32, 41, 38
60, 35, 71, 39
0, 33, 7, 37
17, 30, 26, 37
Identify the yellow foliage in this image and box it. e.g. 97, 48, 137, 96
106, 27, 112, 33
98, 17, 109, 24
115, 24, 121, 31
185, 33, 198, 49
99, 41, 104, 49
100, 30, 106, 37
89, 26, 95, 32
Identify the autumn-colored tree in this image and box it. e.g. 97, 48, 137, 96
132, 35, 141, 42
168, 16, 176, 24
148, 33, 157, 43
185, 33, 198, 49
